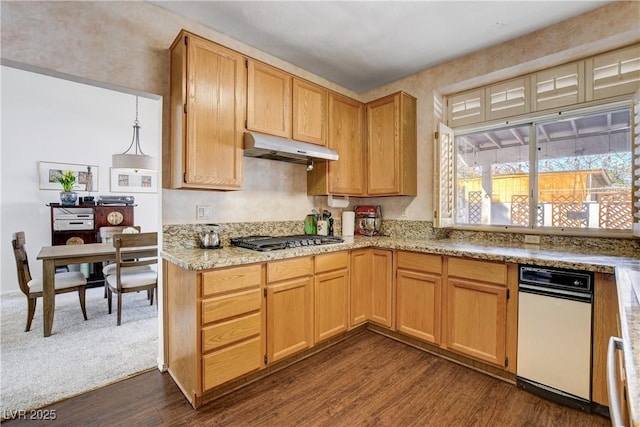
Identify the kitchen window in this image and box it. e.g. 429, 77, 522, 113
447, 103, 635, 232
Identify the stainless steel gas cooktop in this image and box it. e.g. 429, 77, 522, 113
230, 235, 344, 252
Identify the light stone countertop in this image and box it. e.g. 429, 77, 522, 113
615, 268, 640, 427
161, 235, 640, 421
161, 235, 639, 273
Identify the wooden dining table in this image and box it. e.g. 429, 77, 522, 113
36, 243, 158, 337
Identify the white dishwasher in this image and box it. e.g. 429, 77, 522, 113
517, 265, 594, 413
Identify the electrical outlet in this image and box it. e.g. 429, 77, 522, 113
524, 234, 540, 244
400, 206, 408, 218
196, 205, 212, 220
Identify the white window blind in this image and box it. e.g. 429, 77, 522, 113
434, 123, 455, 228
587, 45, 640, 101
487, 77, 530, 120
532, 62, 584, 111
634, 90, 640, 236
447, 89, 484, 127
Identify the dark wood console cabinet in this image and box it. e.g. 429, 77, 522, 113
49, 205, 135, 245
49, 204, 135, 286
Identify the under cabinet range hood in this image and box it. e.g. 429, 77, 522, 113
243, 131, 339, 165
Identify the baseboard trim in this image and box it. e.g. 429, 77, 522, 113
196, 325, 368, 408
366, 323, 516, 384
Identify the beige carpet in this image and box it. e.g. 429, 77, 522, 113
0, 286, 158, 415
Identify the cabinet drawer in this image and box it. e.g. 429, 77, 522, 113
267, 256, 313, 282
202, 312, 261, 353
201, 264, 262, 297
397, 251, 442, 275
315, 251, 349, 274
202, 337, 261, 391
202, 289, 261, 324
447, 257, 507, 286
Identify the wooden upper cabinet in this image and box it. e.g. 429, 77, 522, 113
246, 60, 291, 138
366, 91, 417, 196
292, 78, 327, 145
247, 61, 327, 147
169, 31, 245, 190
308, 92, 365, 196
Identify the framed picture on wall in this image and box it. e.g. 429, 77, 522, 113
38, 161, 99, 192
110, 168, 157, 193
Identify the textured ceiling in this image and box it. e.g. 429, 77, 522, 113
151, 1, 612, 93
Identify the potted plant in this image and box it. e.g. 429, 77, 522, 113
56, 170, 78, 205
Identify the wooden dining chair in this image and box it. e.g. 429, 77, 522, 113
11, 231, 88, 332
106, 232, 158, 326
99, 226, 144, 297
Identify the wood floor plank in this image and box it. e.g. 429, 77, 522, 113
4, 330, 608, 426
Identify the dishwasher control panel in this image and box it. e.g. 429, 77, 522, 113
519, 265, 593, 294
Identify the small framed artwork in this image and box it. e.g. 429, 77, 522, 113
110, 168, 157, 193
39, 161, 99, 191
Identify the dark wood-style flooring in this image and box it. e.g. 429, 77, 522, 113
6, 330, 608, 426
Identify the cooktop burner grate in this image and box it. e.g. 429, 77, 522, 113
230, 235, 343, 252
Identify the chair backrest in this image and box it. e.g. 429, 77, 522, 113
112, 232, 158, 288
11, 231, 32, 296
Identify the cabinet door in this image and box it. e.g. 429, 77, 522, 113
94, 206, 134, 229
202, 337, 261, 391
266, 277, 313, 363
349, 249, 370, 326
396, 269, 441, 344
592, 272, 620, 406
327, 93, 365, 195
445, 278, 507, 366
292, 78, 326, 145
307, 93, 365, 196
182, 34, 244, 188
365, 92, 417, 196
366, 93, 400, 195
314, 269, 349, 343
247, 60, 291, 138
370, 249, 393, 327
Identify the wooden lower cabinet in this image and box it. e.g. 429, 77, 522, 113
370, 250, 393, 327
349, 249, 393, 328
592, 272, 620, 407
202, 337, 261, 390
266, 257, 314, 363
396, 252, 442, 344
164, 261, 264, 407
164, 249, 527, 409
314, 252, 349, 343
444, 258, 509, 367
350, 249, 369, 326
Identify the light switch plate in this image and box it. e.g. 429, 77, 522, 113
196, 205, 212, 220
524, 234, 540, 244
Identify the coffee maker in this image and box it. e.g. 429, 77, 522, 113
354, 205, 382, 236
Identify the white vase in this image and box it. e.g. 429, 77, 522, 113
60, 191, 78, 206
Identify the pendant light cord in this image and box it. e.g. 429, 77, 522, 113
119, 96, 147, 156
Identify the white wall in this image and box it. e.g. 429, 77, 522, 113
1, 65, 161, 295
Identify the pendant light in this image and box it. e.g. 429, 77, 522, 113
112, 96, 156, 172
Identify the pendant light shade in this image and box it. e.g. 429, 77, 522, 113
112, 96, 156, 172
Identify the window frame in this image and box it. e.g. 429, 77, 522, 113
447, 99, 636, 236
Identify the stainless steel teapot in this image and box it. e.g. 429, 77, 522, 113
200, 224, 221, 248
